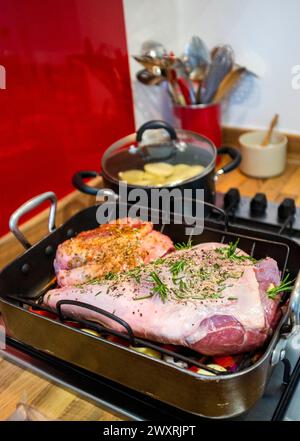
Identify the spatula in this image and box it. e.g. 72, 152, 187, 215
212, 67, 246, 102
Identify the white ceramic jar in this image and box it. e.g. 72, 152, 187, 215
239, 130, 288, 178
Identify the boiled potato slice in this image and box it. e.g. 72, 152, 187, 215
190, 165, 205, 175
118, 169, 146, 183
164, 164, 205, 185
119, 163, 205, 186
164, 175, 186, 185
172, 165, 204, 181
144, 162, 174, 177
131, 179, 158, 186
142, 171, 160, 180
172, 163, 191, 172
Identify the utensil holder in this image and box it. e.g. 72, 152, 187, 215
173, 102, 222, 149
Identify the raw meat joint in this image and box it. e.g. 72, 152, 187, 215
47, 219, 283, 356
54, 218, 174, 287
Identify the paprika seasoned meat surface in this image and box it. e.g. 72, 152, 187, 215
54, 218, 174, 287
46, 241, 284, 356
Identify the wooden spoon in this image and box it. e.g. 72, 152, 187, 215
261, 114, 279, 146
212, 67, 246, 102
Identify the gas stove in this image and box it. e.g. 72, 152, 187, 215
1, 190, 300, 421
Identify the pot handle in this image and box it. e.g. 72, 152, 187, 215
72, 170, 103, 196
215, 146, 242, 177
271, 272, 300, 366
9, 191, 57, 249
136, 120, 178, 143
72, 170, 119, 201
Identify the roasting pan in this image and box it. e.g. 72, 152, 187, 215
1, 191, 300, 419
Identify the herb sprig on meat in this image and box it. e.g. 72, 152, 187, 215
216, 239, 257, 263
267, 274, 294, 300
150, 271, 168, 303
174, 239, 192, 251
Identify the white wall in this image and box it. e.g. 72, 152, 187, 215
124, 0, 300, 133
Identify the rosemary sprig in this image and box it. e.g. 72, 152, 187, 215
104, 272, 118, 280
85, 278, 101, 285
169, 259, 186, 278
126, 267, 142, 283
267, 274, 294, 300
216, 239, 257, 263
133, 294, 153, 301
150, 271, 168, 303
174, 239, 192, 250
197, 267, 211, 280
226, 238, 240, 258
179, 279, 187, 292
171, 288, 188, 299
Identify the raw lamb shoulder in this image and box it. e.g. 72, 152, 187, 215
46, 242, 282, 356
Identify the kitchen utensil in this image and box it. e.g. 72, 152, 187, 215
136, 69, 165, 86
183, 36, 210, 72
1, 191, 299, 418
72, 120, 241, 204
165, 67, 186, 105
262, 114, 279, 146
210, 45, 222, 60
173, 59, 197, 104
201, 45, 234, 104
239, 130, 287, 178
212, 67, 246, 102
132, 55, 168, 71
140, 40, 167, 59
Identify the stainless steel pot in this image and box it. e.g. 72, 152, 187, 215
72, 120, 241, 205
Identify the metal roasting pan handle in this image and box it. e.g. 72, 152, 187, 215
289, 271, 300, 335
9, 191, 57, 249
271, 271, 300, 366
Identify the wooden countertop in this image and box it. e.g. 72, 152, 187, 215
1, 160, 300, 421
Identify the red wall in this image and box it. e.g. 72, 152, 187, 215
0, 0, 135, 236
